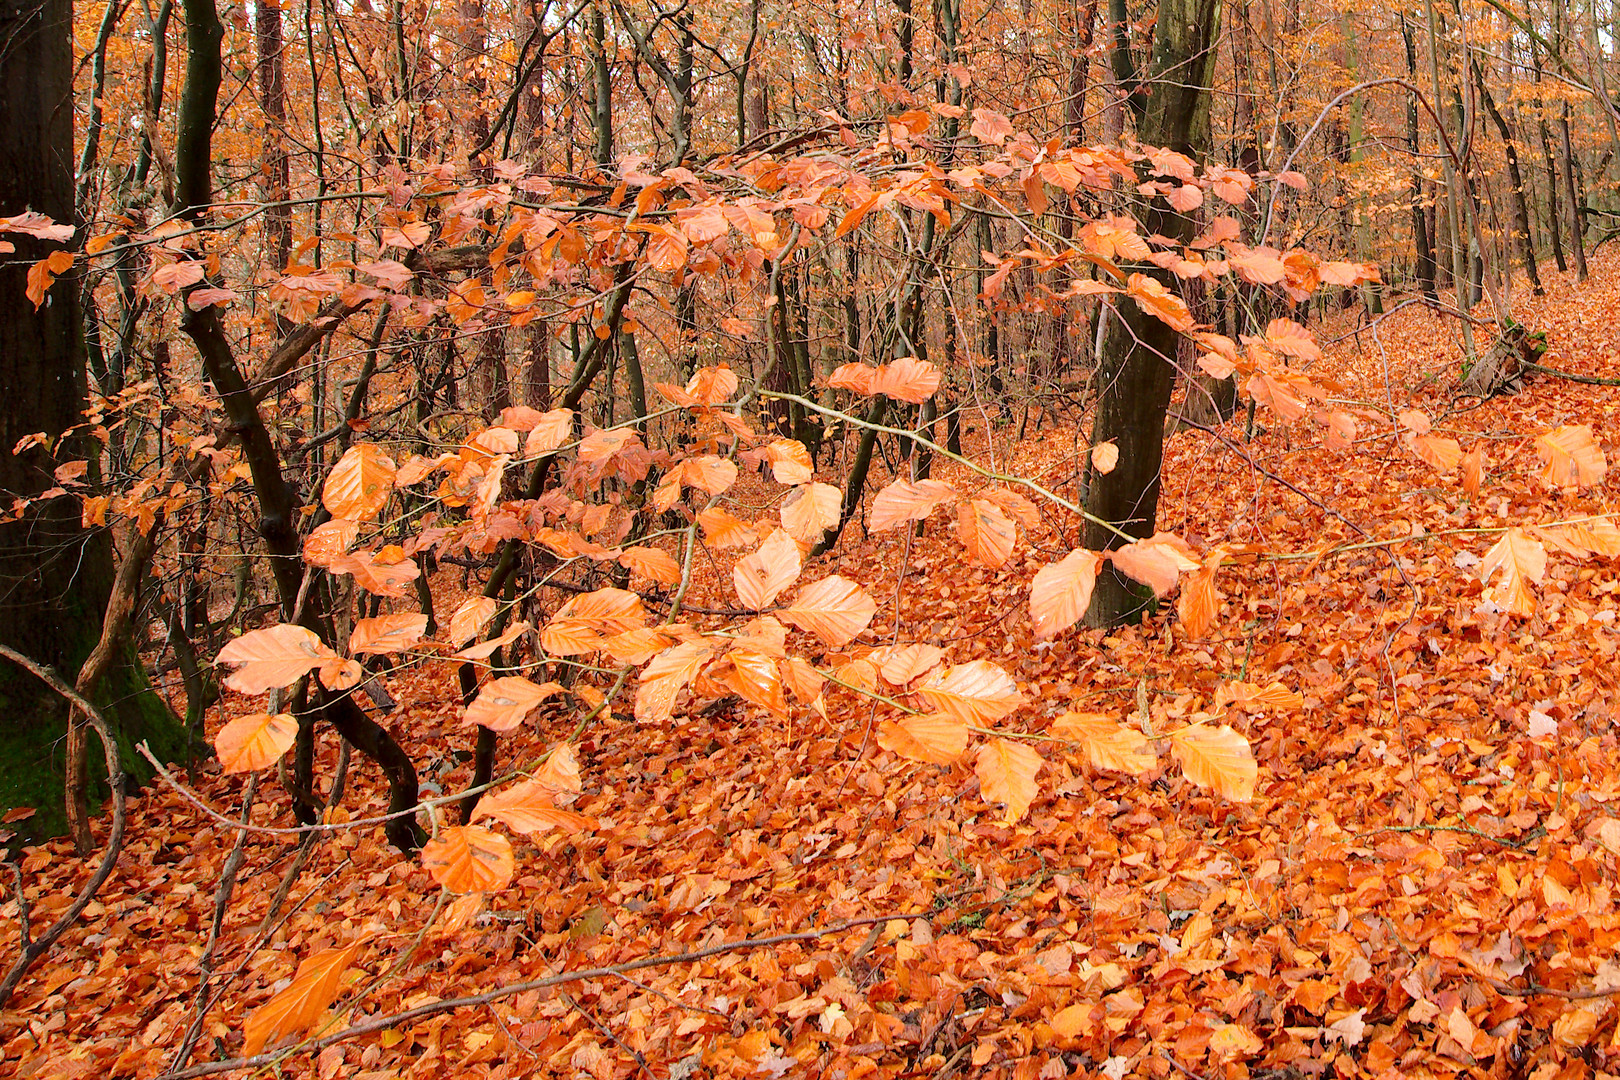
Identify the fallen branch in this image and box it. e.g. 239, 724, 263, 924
150, 910, 933, 1080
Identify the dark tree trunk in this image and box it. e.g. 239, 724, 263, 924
1082, 0, 1219, 627
0, 0, 187, 839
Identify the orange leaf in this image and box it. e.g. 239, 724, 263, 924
1480, 527, 1546, 616
1052, 711, 1155, 775
453, 619, 530, 662
1170, 724, 1257, 801
474, 780, 596, 834
322, 444, 396, 522
1029, 549, 1102, 639
826, 362, 878, 395
421, 825, 514, 893
1537, 425, 1608, 489
734, 529, 802, 610
873, 357, 942, 403
303, 518, 359, 568
718, 647, 789, 717
635, 639, 715, 722
765, 439, 814, 485
447, 597, 498, 648
877, 713, 969, 765
523, 408, 576, 455
214, 713, 298, 773
1177, 547, 1225, 638
869, 479, 956, 532
1124, 273, 1194, 332
958, 498, 1016, 568
215, 624, 334, 694
347, 613, 428, 656
618, 545, 682, 585
464, 675, 564, 731
916, 660, 1024, 724
878, 643, 945, 687
698, 508, 758, 550
242, 939, 366, 1055
1090, 441, 1119, 475
1263, 318, 1321, 362
974, 738, 1041, 822
1462, 445, 1486, 498
1107, 532, 1199, 597
777, 575, 876, 645
535, 742, 583, 793
780, 482, 841, 544
1411, 433, 1462, 473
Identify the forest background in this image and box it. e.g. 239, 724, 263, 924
5, 0, 1620, 1073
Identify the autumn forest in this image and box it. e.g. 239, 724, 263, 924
5, 0, 1620, 1073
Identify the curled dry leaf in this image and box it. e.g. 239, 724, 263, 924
214, 713, 298, 773
421, 825, 515, 893
1169, 724, 1257, 801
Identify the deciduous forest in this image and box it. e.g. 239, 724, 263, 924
6, 0, 1620, 1072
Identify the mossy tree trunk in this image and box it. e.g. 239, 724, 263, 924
0, 0, 189, 841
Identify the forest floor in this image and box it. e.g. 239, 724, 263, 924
9, 253, 1620, 1080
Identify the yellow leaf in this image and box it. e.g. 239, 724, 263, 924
1170, 724, 1257, 801
974, 738, 1041, 823
214, 713, 298, 773
243, 939, 366, 1055
1051, 712, 1155, 775
420, 825, 514, 893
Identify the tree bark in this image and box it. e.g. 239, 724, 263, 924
1082, 0, 1219, 626
0, 0, 187, 840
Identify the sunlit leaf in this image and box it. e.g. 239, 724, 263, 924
1170, 724, 1257, 801
1480, 527, 1546, 616
242, 939, 366, 1055
877, 713, 969, 765
916, 660, 1024, 725
777, 575, 877, 645
734, 529, 802, 610
1052, 712, 1155, 776
214, 713, 298, 773
1537, 425, 1607, 489
322, 444, 396, 522
780, 482, 841, 544
975, 739, 1041, 822
421, 825, 514, 893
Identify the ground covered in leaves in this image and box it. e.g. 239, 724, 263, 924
10, 257, 1620, 1080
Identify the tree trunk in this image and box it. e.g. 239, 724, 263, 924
1082, 0, 1219, 626
0, 0, 189, 841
